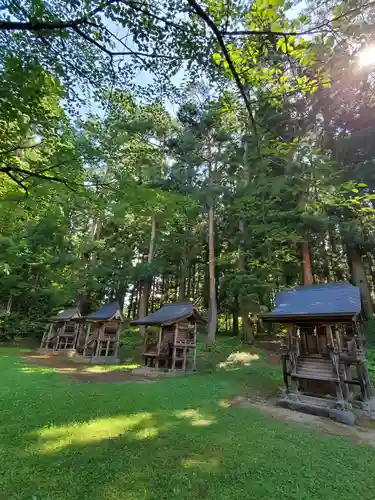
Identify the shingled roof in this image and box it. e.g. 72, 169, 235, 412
50, 307, 80, 322
84, 302, 122, 321
262, 282, 361, 323
132, 302, 199, 326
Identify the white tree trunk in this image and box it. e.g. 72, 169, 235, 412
207, 203, 217, 345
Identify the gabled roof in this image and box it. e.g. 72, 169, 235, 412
50, 307, 80, 322
262, 282, 361, 323
84, 302, 122, 321
131, 302, 200, 326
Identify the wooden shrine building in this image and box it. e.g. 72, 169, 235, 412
132, 302, 199, 371
263, 282, 372, 409
39, 307, 81, 353
73, 302, 122, 365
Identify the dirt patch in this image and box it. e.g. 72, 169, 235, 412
20, 353, 151, 384
69, 371, 153, 384
263, 351, 281, 365
228, 395, 375, 447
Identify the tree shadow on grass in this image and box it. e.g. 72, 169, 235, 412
3, 355, 375, 500
5, 402, 375, 500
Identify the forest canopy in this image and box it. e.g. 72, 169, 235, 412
1, 0, 375, 343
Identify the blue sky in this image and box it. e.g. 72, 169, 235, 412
77, 18, 184, 119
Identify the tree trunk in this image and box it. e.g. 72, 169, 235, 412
133, 283, 140, 319
138, 216, 157, 335
366, 254, 375, 294
186, 263, 193, 300
329, 226, 345, 281
238, 218, 255, 343
127, 284, 136, 319
116, 281, 127, 312
207, 202, 217, 345
347, 246, 374, 319
301, 241, 314, 286
6, 295, 12, 313
322, 234, 330, 281
76, 293, 90, 316
150, 279, 156, 312
237, 111, 255, 342
178, 266, 186, 301
232, 309, 239, 336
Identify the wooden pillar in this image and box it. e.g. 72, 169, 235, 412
114, 323, 120, 358
286, 325, 293, 350
290, 325, 299, 394
41, 324, 51, 348
95, 323, 103, 357
73, 322, 80, 350
327, 325, 346, 404
326, 324, 334, 348
53, 324, 60, 351
155, 326, 162, 369
335, 326, 342, 351
296, 327, 301, 357
182, 347, 187, 371
83, 323, 91, 357
171, 323, 178, 371
281, 355, 289, 390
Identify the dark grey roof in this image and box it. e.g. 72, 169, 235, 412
262, 283, 361, 322
50, 307, 80, 322
84, 302, 121, 321
132, 302, 199, 326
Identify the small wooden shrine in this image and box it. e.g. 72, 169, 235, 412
132, 302, 199, 371
39, 307, 81, 354
73, 302, 122, 365
263, 282, 372, 409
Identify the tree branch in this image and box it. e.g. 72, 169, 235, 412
74, 24, 187, 59
186, 0, 259, 147
0, 0, 120, 31
0, 141, 44, 156
6, 171, 29, 196
0, 164, 77, 191
222, 1, 375, 37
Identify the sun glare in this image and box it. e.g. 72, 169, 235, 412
358, 46, 375, 67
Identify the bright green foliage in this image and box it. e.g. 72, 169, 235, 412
1, 0, 375, 338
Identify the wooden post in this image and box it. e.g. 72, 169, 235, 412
73, 322, 80, 350
281, 355, 289, 390
335, 326, 342, 351
290, 350, 299, 394
326, 324, 335, 348
328, 325, 346, 405
155, 326, 162, 369
286, 325, 293, 350
182, 347, 187, 371
343, 363, 351, 401
296, 327, 301, 357
83, 323, 91, 357
95, 324, 103, 357
171, 323, 178, 371
41, 324, 51, 349
114, 323, 120, 358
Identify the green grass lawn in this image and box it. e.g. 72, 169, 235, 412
1, 341, 375, 500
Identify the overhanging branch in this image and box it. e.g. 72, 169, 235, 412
186, 0, 259, 147
0, 0, 120, 31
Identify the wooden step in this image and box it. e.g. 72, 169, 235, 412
292, 357, 339, 382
